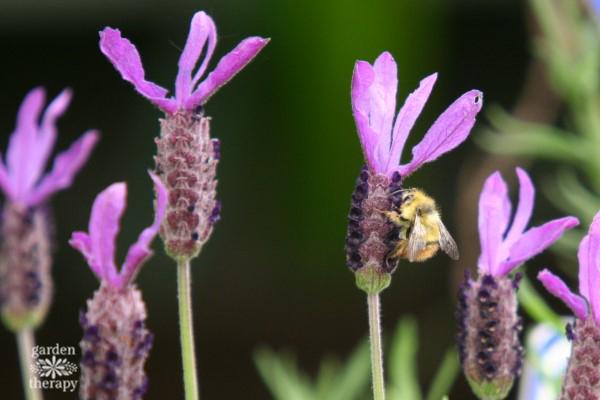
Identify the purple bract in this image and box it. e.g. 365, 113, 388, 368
99, 11, 269, 114
0, 88, 98, 206
351, 51, 483, 179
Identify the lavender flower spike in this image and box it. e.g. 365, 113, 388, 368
0, 88, 98, 331
99, 11, 269, 114
346, 51, 483, 293
100, 11, 269, 260
71, 171, 167, 400
538, 211, 600, 400
456, 168, 578, 400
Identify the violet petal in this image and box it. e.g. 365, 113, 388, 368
351, 60, 379, 173
69, 232, 103, 278
396, 90, 482, 178
88, 182, 127, 287
99, 27, 177, 113
0, 154, 13, 199
578, 235, 591, 302
175, 12, 216, 107
28, 131, 99, 206
185, 36, 270, 110
118, 171, 168, 288
585, 212, 600, 323
502, 167, 535, 250
369, 52, 397, 165
6, 88, 45, 200
477, 172, 511, 274
538, 269, 588, 320
497, 216, 580, 277
386, 73, 437, 173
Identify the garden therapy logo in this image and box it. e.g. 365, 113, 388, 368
28, 344, 78, 392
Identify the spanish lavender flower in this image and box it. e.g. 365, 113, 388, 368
345, 51, 483, 293
99, 11, 269, 260
71, 172, 167, 400
0, 88, 98, 331
538, 211, 600, 400
456, 168, 578, 400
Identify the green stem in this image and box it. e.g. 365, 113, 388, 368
367, 292, 385, 400
178, 258, 199, 400
17, 329, 42, 400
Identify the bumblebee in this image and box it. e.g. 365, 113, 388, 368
384, 188, 459, 263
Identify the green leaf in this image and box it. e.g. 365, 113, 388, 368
254, 347, 316, 400
517, 276, 563, 332
326, 340, 371, 400
477, 106, 589, 164
388, 316, 422, 400
543, 168, 599, 224
425, 348, 460, 400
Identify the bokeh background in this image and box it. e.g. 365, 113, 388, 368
0, 0, 566, 398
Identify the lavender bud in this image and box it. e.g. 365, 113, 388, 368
155, 114, 219, 260
0, 202, 52, 331
456, 274, 523, 400
79, 284, 152, 400
560, 317, 600, 399
345, 168, 401, 293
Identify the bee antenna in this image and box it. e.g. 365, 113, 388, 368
389, 189, 411, 196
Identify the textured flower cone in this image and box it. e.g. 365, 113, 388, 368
456, 273, 524, 400
79, 284, 153, 400
155, 113, 220, 260
0, 202, 52, 332
345, 167, 402, 293
560, 318, 600, 399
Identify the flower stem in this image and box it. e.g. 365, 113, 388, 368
367, 292, 385, 400
17, 329, 42, 400
178, 258, 199, 400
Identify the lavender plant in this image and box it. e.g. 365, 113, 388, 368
456, 168, 578, 400
98, 11, 269, 399
538, 211, 600, 400
70, 171, 167, 400
346, 50, 482, 399
0, 88, 98, 400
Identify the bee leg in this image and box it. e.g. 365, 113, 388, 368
383, 211, 404, 226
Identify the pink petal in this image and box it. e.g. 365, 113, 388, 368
0, 154, 13, 199
118, 171, 168, 288
351, 60, 380, 173
185, 36, 270, 110
88, 182, 127, 286
497, 216, 580, 277
69, 231, 103, 278
6, 88, 46, 201
578, 235, 591, 302
28, 131, 99, 206
503, 167, 535, 248
584, 212, 600, 323
175, 12, 217, 107
477, 172, 511, 274
386, 73, 437, 173
538, 269, 588, 320
396, 90, 483, 178
99, 27, 176, 113
369, 52, 397, 166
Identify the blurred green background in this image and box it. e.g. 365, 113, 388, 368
0, 0, 549, 399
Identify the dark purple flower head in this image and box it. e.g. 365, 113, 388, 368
351, 51, 483, 179
69, 172, 167, 290
0, 88, 99, 206
99, 11, 269, 114
538, 212, 600, 400
478, 168, 579, 277
456, 168, 578, 400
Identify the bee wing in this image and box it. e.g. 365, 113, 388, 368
407, 215, 428, 262
437, 219, 459, 260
